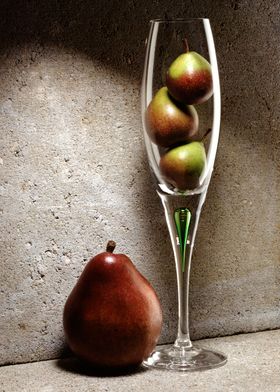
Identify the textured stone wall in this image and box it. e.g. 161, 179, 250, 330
0, 0, 279, 365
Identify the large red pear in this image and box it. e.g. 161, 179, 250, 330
63, 241, 162, 369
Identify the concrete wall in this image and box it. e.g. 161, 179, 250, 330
1, 0, 279, 365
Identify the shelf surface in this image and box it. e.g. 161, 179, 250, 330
1, 330, 280, 392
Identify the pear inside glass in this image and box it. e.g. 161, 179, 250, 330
141, 18, 221, 196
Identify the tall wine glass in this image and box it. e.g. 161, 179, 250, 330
141, 19, 227, 371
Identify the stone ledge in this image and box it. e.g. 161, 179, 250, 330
1, 330, 279, 392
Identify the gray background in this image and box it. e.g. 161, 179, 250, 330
0, 0, 279, 365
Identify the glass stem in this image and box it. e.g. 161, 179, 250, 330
158, 190, 207, 350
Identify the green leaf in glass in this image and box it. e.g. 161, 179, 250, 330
174, 208, 191, 273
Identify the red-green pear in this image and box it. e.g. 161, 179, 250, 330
160, 141, 206, 190
146, 87, 198, 147
166, 51, 213, 105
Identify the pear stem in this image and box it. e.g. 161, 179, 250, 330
183, 38, 189, 53
106, 240, 116, 253
201, 128, 212, 142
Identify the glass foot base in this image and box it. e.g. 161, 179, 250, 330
143, 344, 227, 372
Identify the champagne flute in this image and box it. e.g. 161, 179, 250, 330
141, 18, 227, 371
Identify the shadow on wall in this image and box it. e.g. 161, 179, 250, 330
0, 0, 148, 76
0, 0, 229, 76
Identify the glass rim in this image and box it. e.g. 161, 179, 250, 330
149, 18, 209, 24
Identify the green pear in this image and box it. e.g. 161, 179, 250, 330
146, 87, 198, 147
166, 51, 212, 105
160, 141, 206, 190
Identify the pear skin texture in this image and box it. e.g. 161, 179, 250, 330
146, 87, 198, 147
166, 52, 213, 105
160, 142, 206, 190
63, 251, 163, 369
